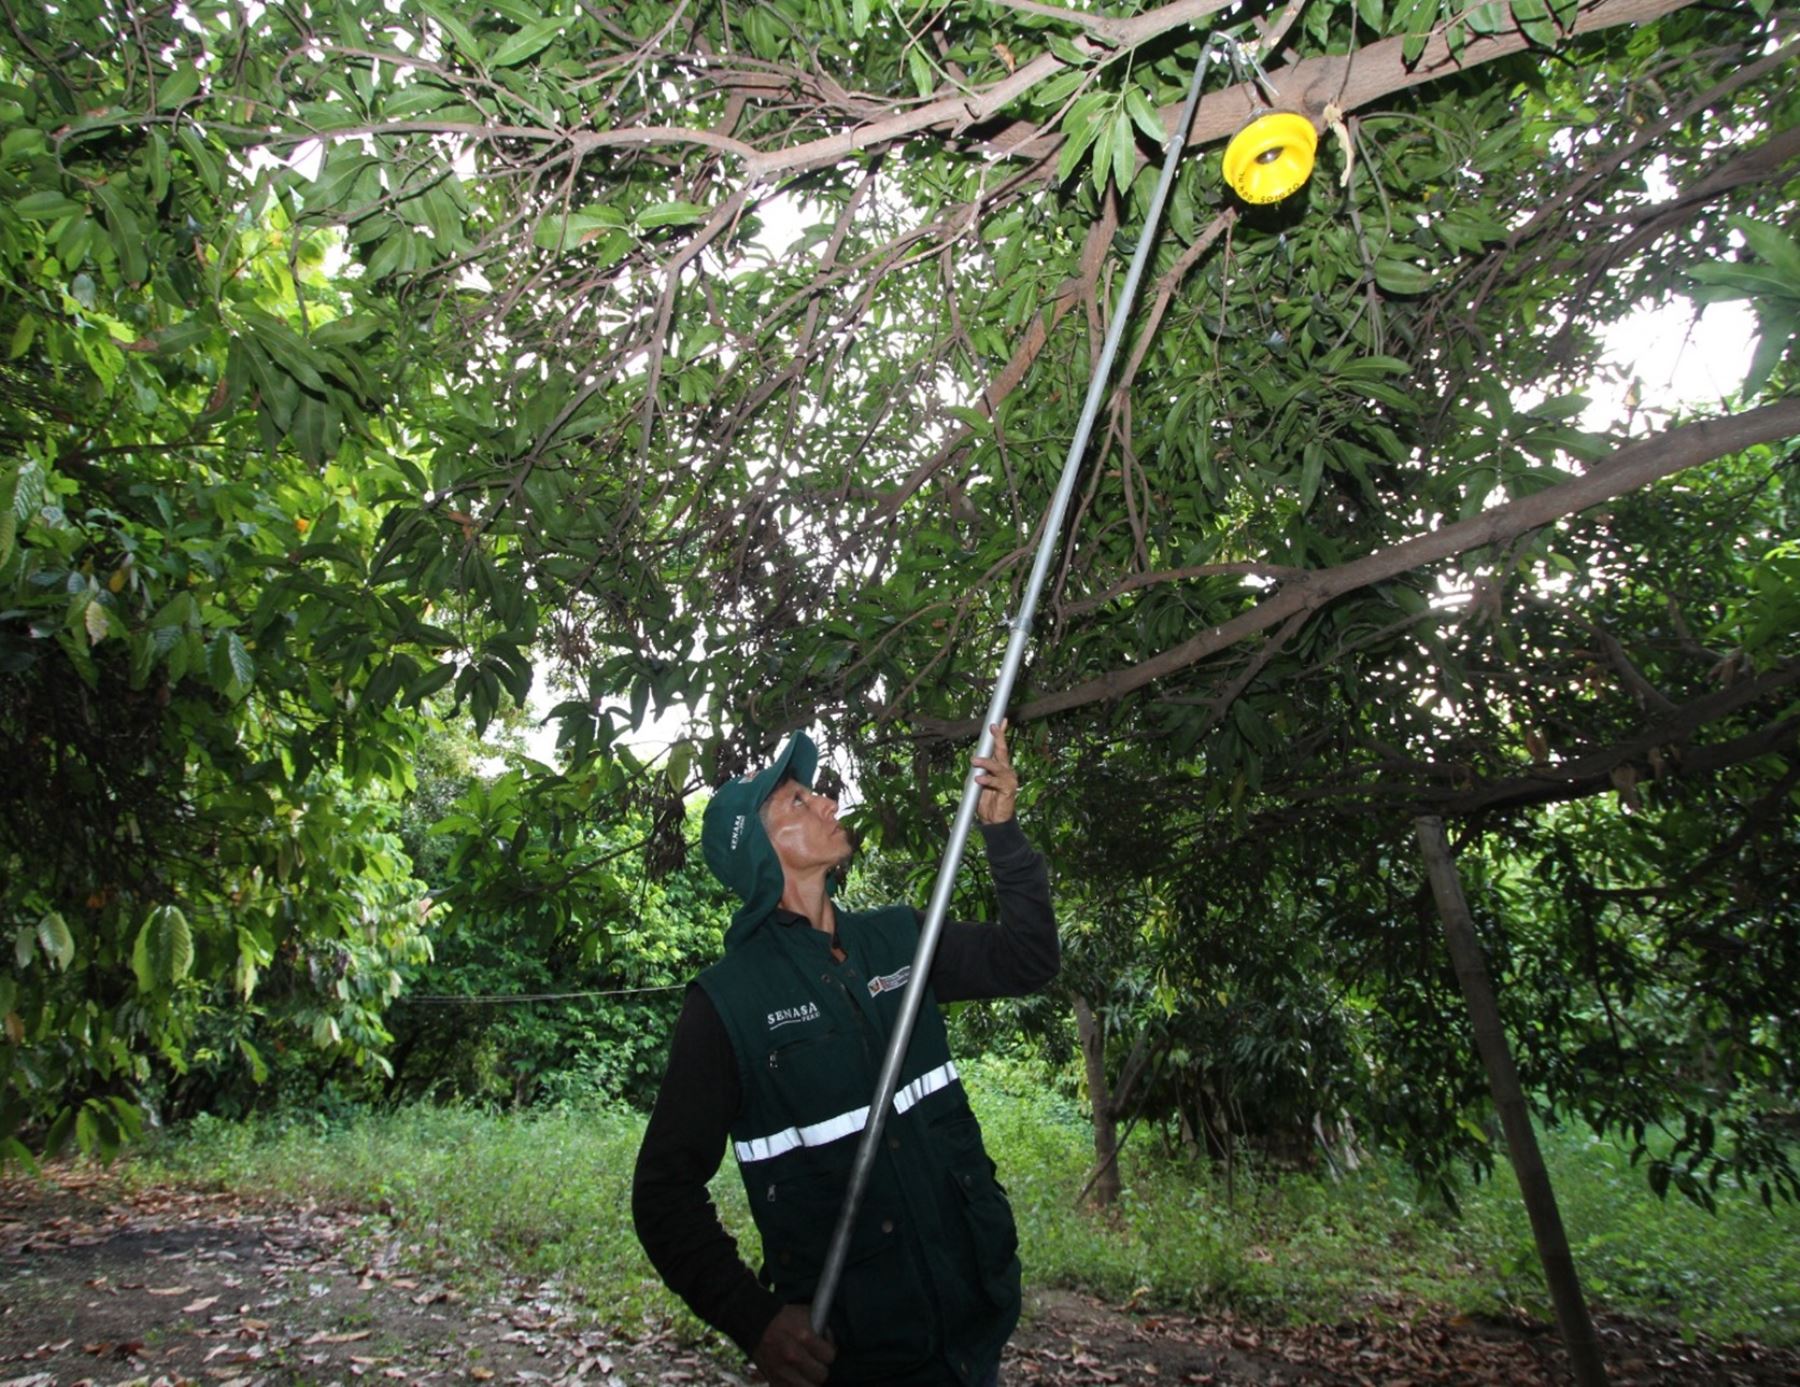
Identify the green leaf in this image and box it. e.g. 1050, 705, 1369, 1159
36, 912, 74, 971
1687, 263, 1794, 300
906, 45, 934, 98
156, 63, 201, 109
1528, 394, 1590, 421
637, 201, 709, 231
238, 1037, 269, 1082
490, 17, 564, 67
1394, 0, 1438, 64
1, 1137, 41, 1175
208, 631, 256, 694
1057, 91, 1110, 183
312, 315, 383, 348
944, 404, 992, 434
666, 739, 693, 791
1299, 441, 1326, 510
133, 907, 188, 990
1728, 214, 1800, 283
1466, 1, 1507, 34
1373, 258, 1436, 295
172, 127, 220, 196
421, 2, 483, 60
45, 1106, 75, 1157
1123, 87, 1166, 148
1029, 68, 1087, 109
15, 190, 85, 220
1512, 0, 1559, 46
2, 127, 47, 160
7, 313, 36, 359
403, 660, 458, 707
1103, 109, 1136, 197
1742, 316, 1792, 398
149, 592, 199, 629
82, 598, 111, 646
93, 180, 148, 285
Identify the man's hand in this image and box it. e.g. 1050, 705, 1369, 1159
752, 1303, 835, 1387
973, 719, 1020, 824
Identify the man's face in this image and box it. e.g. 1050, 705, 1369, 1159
760, 777, 850, 875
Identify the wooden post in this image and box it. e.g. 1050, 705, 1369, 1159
1414, 816, 1610, 1387
1072, 993, 1123, 1207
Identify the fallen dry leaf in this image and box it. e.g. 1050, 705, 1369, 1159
305, 1329, 374, 1345
146, 1284, 194, 1295
183, 1295, 221, 1313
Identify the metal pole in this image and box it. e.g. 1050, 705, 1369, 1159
810, 41, 1218, 1335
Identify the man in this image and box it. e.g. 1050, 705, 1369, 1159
632, 722, 1058, 1386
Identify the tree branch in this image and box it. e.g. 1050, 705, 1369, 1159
1434, 678, 1799, 817
920, 397, 1800, 737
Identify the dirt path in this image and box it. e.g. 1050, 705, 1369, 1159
4, 1169, 1796, 1386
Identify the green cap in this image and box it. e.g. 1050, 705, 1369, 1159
701, 732, 819, 935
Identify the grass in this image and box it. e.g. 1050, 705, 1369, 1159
128, 1060, 1800, 1348
1458, 1122, 1800, 1344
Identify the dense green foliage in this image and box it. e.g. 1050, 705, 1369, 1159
2, 0, 1795, 1242
385, 747, 736, 1110
133, 1078, 1800, 1346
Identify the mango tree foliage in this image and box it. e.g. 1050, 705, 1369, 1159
388, 763, 737, 1110
0, 24, 451, 1158
3, 0, 1796, 1188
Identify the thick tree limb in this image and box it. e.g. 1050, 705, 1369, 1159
1580, 122, 1800, 282
1059, 559, 1306, 619
978, 0, 1699, 164
1265, 663, 1799, 823
1428, 667, 1800, 817
738, 0, 1698, 181
919, 397, 1800, 737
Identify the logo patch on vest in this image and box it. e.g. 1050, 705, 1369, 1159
767, 1001, 820, 1031
867, 965, 911, 998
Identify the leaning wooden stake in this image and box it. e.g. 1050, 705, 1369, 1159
1413, 816, 1609, 1387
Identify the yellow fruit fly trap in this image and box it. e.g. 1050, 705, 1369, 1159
1215, 39, 1317, 206
1223, 112, 1318, 204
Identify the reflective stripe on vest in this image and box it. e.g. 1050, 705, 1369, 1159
733, 1060, 960, 1165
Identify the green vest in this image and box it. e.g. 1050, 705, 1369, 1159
697, 904, 1021, 1386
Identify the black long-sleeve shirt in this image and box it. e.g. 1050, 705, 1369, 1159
631, 817, 1058, 1355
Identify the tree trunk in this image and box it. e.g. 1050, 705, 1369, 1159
1072, 993, 1122, 1208
1414, 816, 1609, 1387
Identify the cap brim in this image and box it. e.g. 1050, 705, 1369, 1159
744, 732, 818, 812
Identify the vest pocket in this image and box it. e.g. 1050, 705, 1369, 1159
764, 1028, 839, 1091
935, 1115, 1021, 1310
759, 1169, 935, 1374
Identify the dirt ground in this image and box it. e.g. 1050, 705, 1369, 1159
4, 1167, 1797, 1387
